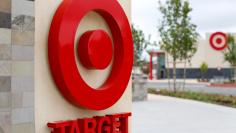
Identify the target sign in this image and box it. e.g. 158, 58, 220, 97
209, 32, 228, 51
48, 0, 133, 110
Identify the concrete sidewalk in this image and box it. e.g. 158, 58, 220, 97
132, 94, 236, 133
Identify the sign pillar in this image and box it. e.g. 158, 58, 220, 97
0, 0, 133, 132
35, 0, 133, 133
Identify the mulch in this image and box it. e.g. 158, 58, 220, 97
210, 83, 236, 88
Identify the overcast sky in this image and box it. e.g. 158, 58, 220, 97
132, 0, 236, 42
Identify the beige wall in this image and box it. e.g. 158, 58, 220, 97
167, 33, 231, 69
35, 0, 132, 133
205, 33, 230, 68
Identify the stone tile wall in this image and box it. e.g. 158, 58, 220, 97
0, 0, 35, 132
0, 0, 12, 132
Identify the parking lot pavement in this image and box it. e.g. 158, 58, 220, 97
132, 94, 236, 133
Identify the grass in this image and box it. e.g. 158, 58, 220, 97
148, 89, 236, 108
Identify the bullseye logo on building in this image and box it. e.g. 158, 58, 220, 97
209, 32, 228, 51
47, 0, 133, 132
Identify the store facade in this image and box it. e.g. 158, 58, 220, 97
149, 32, 234, 80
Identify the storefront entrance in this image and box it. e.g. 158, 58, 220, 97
148, 50, 166, 80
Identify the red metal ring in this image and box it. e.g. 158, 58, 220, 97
48, 0, 133, 110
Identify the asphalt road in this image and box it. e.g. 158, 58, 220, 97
132, 94, 236, 133
145, 81, 236, 96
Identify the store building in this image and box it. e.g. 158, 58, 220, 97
149, 32, 234, 80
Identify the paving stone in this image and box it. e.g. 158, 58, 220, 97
12, 108, 34, 124
0, 28, 11, 45
12, 45, 34, 61
0, 112, 11, 133
12, 30, 34, 46
22, 92, 34, 107
12, 15, 34, 31
11, 76, 34, 92
0, 77, 11, 92
11, 93, 23, 108
0, 93, 10, 109
0, 0, 11, 13
0, 62, 11, 76
12, 123, 34, 133
12, 0, 34, 17
11, 61, 33, 76
0, 127, 3, 133
0, 45, 11, 60
0, 12, 11, 28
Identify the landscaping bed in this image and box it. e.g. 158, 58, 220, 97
149, 89, 236, 108
210, 83, 236, 88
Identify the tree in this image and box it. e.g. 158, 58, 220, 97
159, 0, 198, 92
179, 1, 198, 89
132, 25, 147, 66
200, 62, 208, 81
223, 34, 236, 82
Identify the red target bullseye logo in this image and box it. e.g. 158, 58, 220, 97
48, 0, 133, 110
209, 32, 228, 51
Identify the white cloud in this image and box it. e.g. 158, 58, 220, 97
132, 0, 236, 41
